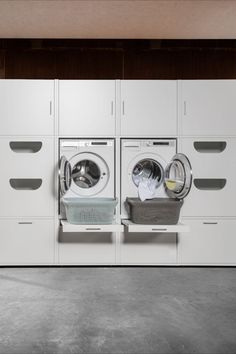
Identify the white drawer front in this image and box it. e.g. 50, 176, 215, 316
120, 232, 177, 265
0, 137, 55, 217
178, 219, 236, 265
0, 219, 54, 264
58, 230, 116, 265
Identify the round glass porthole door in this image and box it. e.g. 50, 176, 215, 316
59, 156, 72, 196
132, 158, 164, 188
164, 153, 192, 199
72, 160, 100, 189
69, 152, 109, 196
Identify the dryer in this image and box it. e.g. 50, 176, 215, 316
59, 138, 115, 218
121, 138, 192, 218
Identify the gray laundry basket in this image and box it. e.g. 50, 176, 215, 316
62, 197, 118, 225
126, 198, 183, 225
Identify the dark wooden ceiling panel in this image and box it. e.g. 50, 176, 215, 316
5, 49, 55, 79
54, 50, 123, 79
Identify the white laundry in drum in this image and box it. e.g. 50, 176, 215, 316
138, 177, 157, 201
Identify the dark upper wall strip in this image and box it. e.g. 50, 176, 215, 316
1, 39, 236, 79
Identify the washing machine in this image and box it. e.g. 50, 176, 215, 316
59, 138, 115, 218
121, 138, 192, 218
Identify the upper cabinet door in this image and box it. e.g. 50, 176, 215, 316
0, 80, 54, 136
59, 80, 116, 136
120, 80, 177, 136
180, 80, 236, 136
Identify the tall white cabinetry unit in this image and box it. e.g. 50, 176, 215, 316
178, 80, 236, 265
0, 80, 55, 265
58, 80, 117, 264
119, 81, 179, 265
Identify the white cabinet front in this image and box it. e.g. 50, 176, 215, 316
178, 219, 236, 265
0, 137, 55, 217
180, 80, 236, 136
120, 232, 177, 265
0, 219, 54, 265
59, 80, 116, 136
58, 231, 116, 265
120, 80, 177, 136
0, 80, 54, 136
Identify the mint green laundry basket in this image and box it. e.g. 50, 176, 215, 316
62, 198, 118, 225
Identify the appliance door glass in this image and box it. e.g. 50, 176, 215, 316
132, 158, 164, 188
69, 152, 109, 196
72, 160, 100, 189
164, 153, 192, 199
59, 156, 72, 195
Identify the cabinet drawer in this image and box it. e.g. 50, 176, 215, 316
0, 137, 55, 217
120, 232, 177, 265
0, 219, 54, 264
178, 219, 236, 265
58, 230, 116, 265
180, 80, 236, 136
180, 138, 236, 217
0, 80, 54, 136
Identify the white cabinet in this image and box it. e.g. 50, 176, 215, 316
120, 80, 177, 136
178, 219, 236, 265
59, 80, 116, 136
180, 137, 236, 217
0, 80, 54, 136
180, 80, 236, 136
0, 219, 54, 265
58, 230, 116, 265
120, 232, 177, 265
0, 137, 55, 217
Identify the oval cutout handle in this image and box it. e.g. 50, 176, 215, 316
194, 178, 226, 190
9, 179, 42, 190
9, 142, 42, 153
193, 141, 226, 153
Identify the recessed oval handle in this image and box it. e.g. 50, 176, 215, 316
194, 178, 226, 190
9, 179, 42, 190
9, 142, 42, 153
193, 141, 226, 153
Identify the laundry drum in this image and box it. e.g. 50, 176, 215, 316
132, 158, 164, 187
72, 159, 100, 189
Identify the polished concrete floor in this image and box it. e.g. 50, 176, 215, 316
0, 267, 235, 354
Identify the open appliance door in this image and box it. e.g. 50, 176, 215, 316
164, 153, 192, 199
59, 155, 72, 196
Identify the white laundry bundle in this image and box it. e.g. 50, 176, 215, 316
138, 177, 157, 201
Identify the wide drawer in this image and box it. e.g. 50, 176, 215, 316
58, 229, 116, 265
178, 219, 236, 265
120, 231, 177, 265
0, 219, 55, 265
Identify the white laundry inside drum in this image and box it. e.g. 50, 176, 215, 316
132, 159, 164, 201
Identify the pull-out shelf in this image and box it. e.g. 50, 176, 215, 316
122, 220, 189, 233
61, 220, 124, 233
